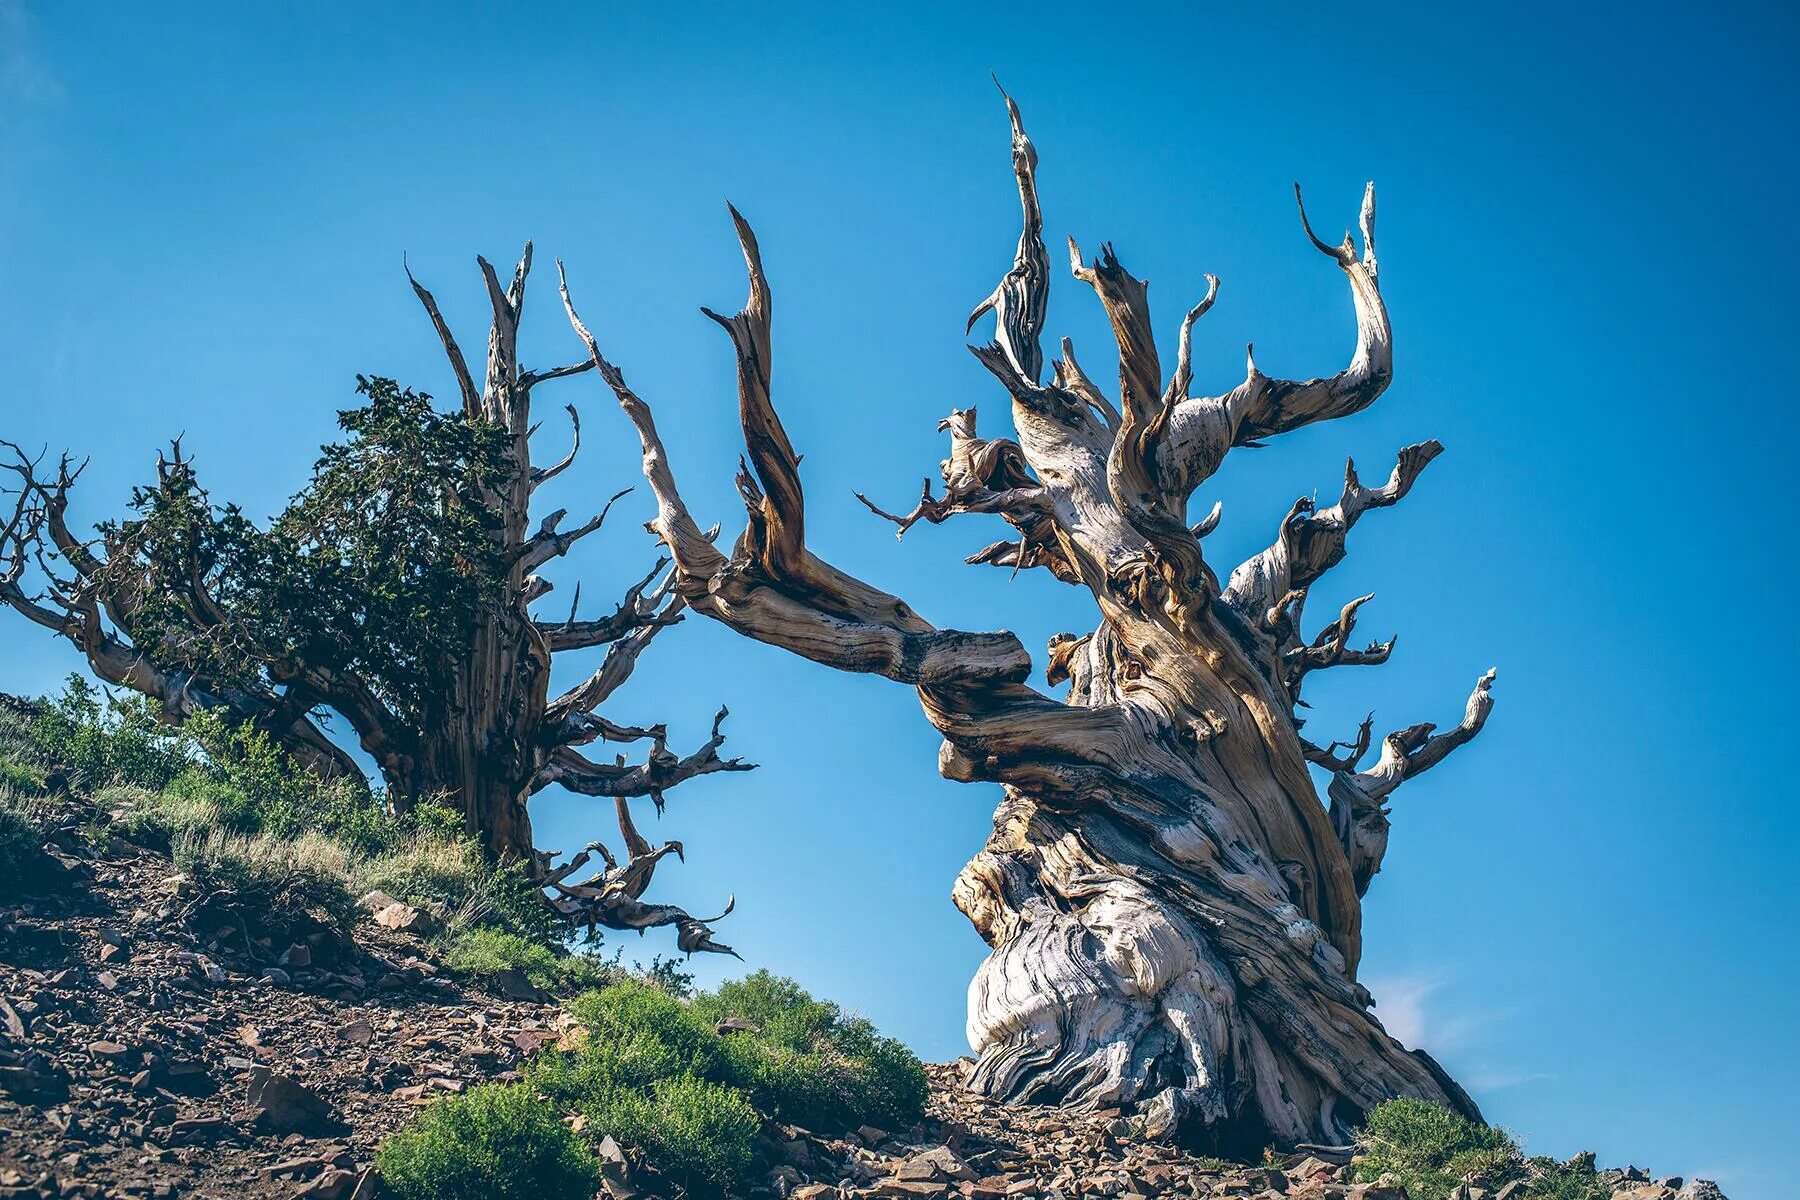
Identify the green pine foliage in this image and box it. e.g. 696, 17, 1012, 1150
90, 378, 512, 730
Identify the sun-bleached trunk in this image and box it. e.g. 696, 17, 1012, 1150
559, 91, 1495, 1145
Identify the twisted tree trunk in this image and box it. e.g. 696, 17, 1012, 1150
560, 92, 1495, 1147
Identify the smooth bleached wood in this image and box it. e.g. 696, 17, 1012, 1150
561, 89, 1497, 1150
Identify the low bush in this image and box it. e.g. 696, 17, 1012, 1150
23, 678, 191, 792
355, 829, 556, 943
172, 827, 359, 929
1353, 1099, 1520, 1199
375, 1082, 602, 1200
0, 787, 48, 891
603, 1073, 760, 1192
0, 705, 53, 795
566, 979, 725, 1080
529, 1037, 757, 1193
443, 927, 617, 994
525, 974, 926, 1192
15, 679, 394, 853
1519, 1156, 1610, 1200
695, 969, 928, 1132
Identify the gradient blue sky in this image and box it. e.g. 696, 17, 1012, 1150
2, 3, 1794, 1195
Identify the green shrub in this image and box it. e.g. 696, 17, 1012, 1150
0, 707, 51, 796
0, 705, 40, 763
1354, 1099, 1520, 1200
695, 969, 927, 1131
0, 758, 46, 794
376, 1083, 601, 1200
0, 788, 47, 890
355, 832, 555, 943
443, 927, 617, 994
178, 709, 394, 852
1519, 1156, 1610, 1200
19, 680, 393, 853
610, 1073, 759, 1192
527, 974, 924, 1191
25, 678, 191, 791
172, 827, 358, 928
712, 1033, 843, 1129
526, 980, 757, 1193
568, 980, 723, 1078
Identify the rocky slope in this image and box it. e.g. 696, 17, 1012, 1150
0, 810, 1724, 1200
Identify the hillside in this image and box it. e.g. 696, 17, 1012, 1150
0, 697, 1726, 1200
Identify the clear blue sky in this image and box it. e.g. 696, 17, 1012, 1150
2, 2, 1794, 1194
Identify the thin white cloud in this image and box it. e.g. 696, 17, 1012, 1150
1365, 971, 1480, 1053
1366, 972, 1554, 1103
1463, 1067, 1552, 1092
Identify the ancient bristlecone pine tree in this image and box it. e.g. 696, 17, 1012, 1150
1, 254, 748, 952
557, 93, 1496, 1146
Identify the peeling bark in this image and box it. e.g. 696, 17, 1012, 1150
562, 92, 1496, 1145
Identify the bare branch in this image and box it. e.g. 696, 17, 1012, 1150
537, 706, 753, 811
965, 81, 1051, 387
852, 406, 1070, 578
1301, 712, 1374, 773
530, 404, 583, 489
517, 486, 631, 573
520, 359, 598, 391
1223, 440, 1443, 637
538, 796, 741, 956
1066, 239, 1213, 627
563, 213, 1036, 690
405, 258, 482, 420
543, 556, 681, 652
545, 593, 685, 735
477, 248, 525, 416
1284, 593, 1394, 694
557, 260, 729, 582
1158, 181, 1391, 498
1327, 670, 1497, 894
1165, 274, 1221, 409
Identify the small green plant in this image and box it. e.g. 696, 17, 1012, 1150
173, 827, 359, 928
1354, 1099, 1520, 1200
527, 973, 925, 1192
376, 1082, 601, 1200
0, 759, 45, 794
529, 1041, 757, 1193
24, 678, 191, 791
0, 787, 48, 892
355, 830, 555, 943
694, 969, 928, 1132
609, 1073, 759, 1192
443, 927, 617, 994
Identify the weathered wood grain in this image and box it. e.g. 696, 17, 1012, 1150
562, 91, 1497, 1147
